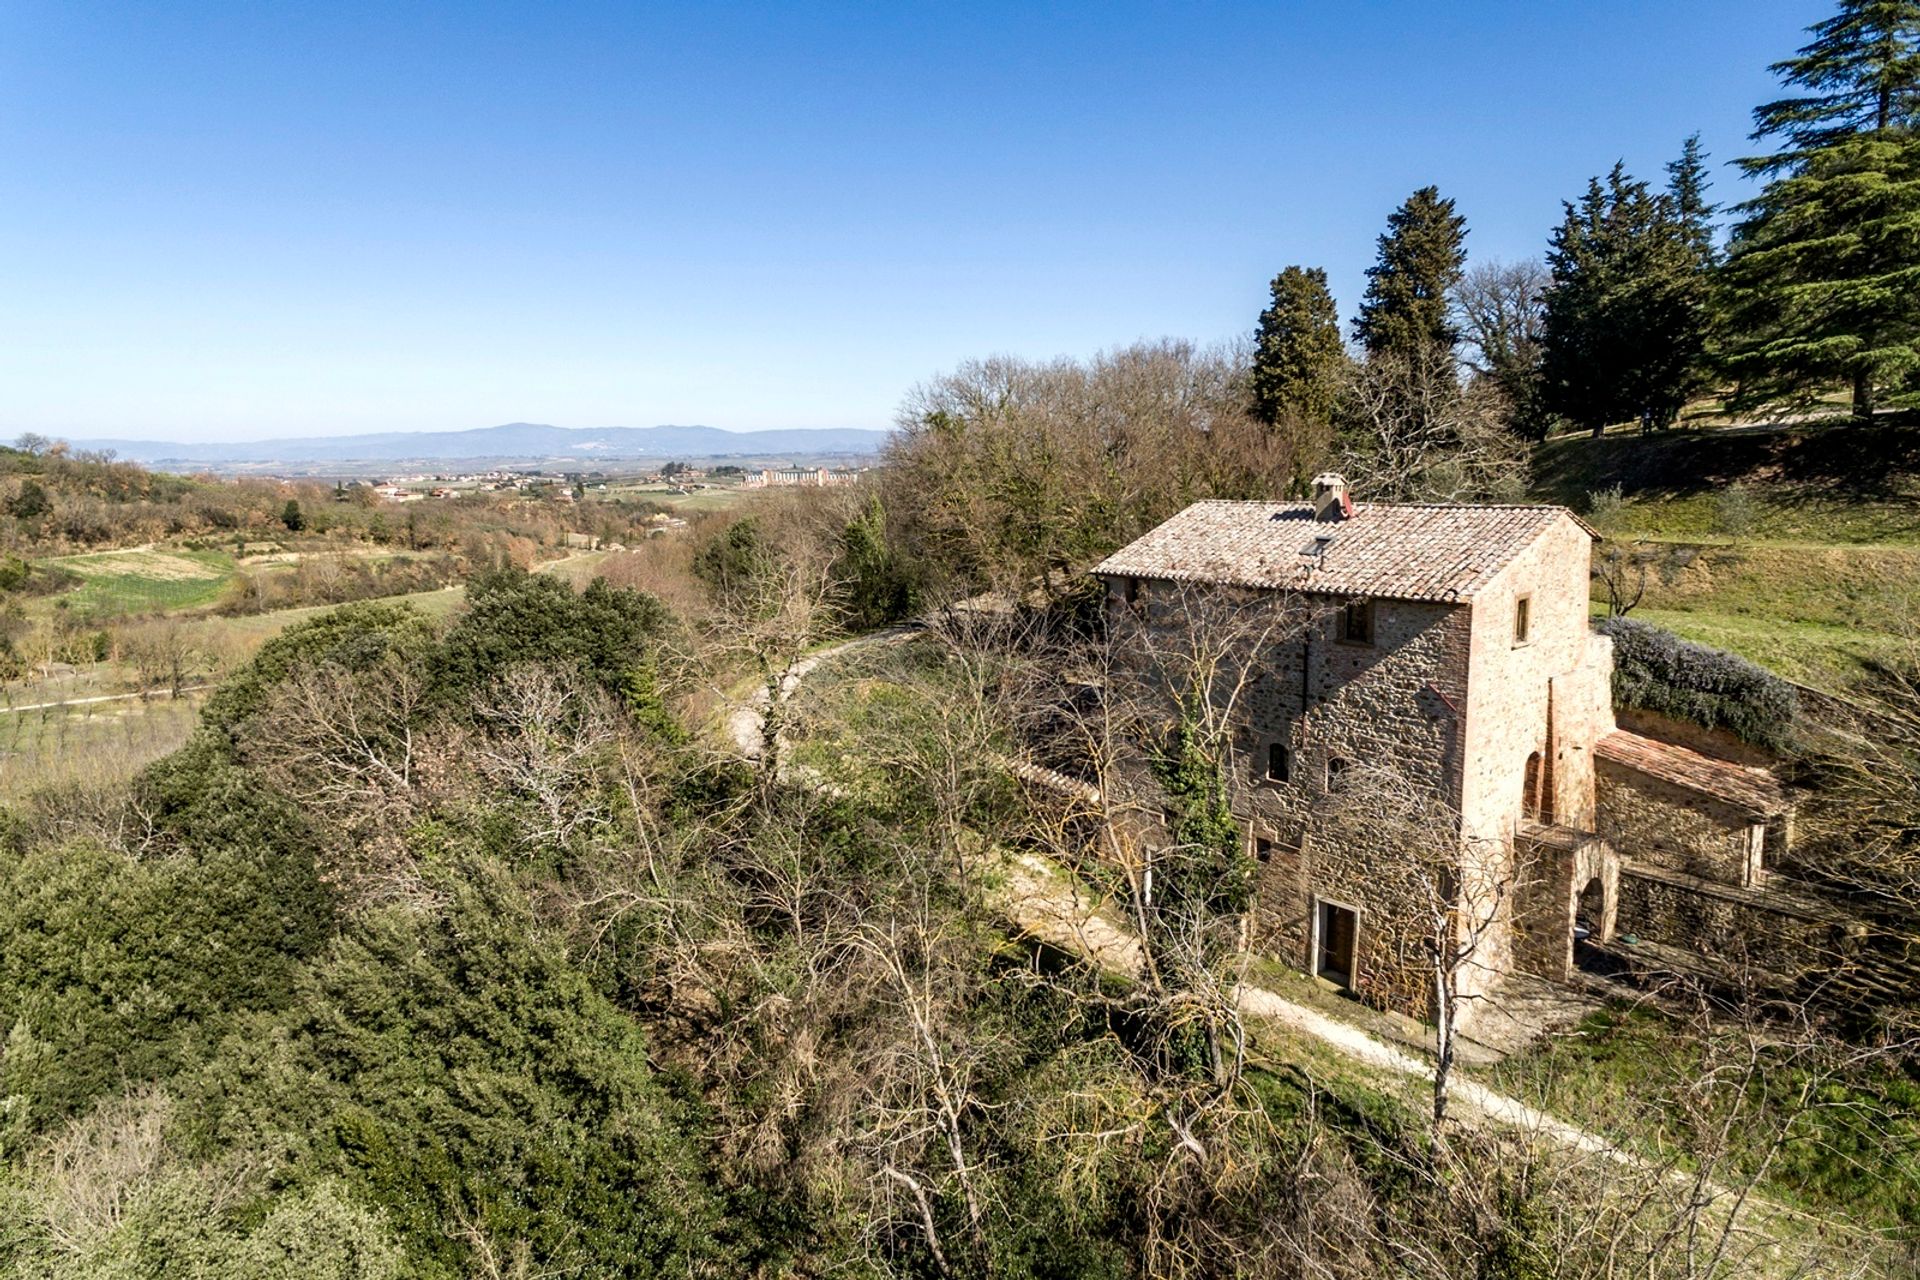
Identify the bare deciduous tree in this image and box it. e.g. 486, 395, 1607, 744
1454, 257, 1551, 439
466, 664, 619, 851
1337, 344, 1531, 503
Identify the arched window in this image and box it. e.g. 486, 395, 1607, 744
1523, 752, 1546, 823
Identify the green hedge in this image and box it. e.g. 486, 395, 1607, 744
1597, 616, 1799, 751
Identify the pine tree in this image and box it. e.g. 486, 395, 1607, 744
1541, 161, 1710, 436
282, 499, 305, 532
1722, 133, 1920, 417
1724, 0, 1920, 418
1250, 266, 1346, 428
1748, 0, 1920, 169
1353, 186, 1468, 359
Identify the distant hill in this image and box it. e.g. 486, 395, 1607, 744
67, 423, 892, 468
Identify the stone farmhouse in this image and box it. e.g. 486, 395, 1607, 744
1093, 475, 1838, 1026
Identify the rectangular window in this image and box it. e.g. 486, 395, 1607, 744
1123, 576, 1141, 605
1266, 742, 1291, 783
1254, 836, 1274, 864
1315, 900, 1359, 989
1513, 594, 1532, 645
1325, 756, 1349, 792
1337, 598, 1374, 645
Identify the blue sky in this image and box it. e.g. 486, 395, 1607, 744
0, 1, 1817, 441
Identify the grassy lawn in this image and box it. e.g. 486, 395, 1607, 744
1482, 1005, 1920, 1236
1532, 417, 1920, 543
1619, 605, 1909, 689
1587, 539, 1920, 688
1536, 420, 1920, 692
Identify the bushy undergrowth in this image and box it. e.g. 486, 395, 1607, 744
0, 558, 1904, 1276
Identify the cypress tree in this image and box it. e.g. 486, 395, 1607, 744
1353, 186, 1468, 359
1723, 0, 1920, 418
1541, 160, 1710, 436
1668, 133, 1719, 267
1250, 265, 1346, 428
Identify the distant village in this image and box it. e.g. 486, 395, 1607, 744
346, 462, 870, 504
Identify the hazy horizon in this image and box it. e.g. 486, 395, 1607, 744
2, 1, 1816, 442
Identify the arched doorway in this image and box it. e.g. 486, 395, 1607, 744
1573, 876, 1606, 968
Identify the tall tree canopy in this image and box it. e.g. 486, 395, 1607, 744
1453, 258, 1551, 439
1749, 0, 1920, 168
1668, 133, 1720, 267
1540, 159, 1712, 435
1353, 186, 1468, 360
1724, 0, 1920, 417
1250, 265, 1347, 431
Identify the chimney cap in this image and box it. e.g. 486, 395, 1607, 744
1311, 472, 1347, 490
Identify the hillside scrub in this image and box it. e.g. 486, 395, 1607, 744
880, 341, 1306, 601
0, 559, 1911, 1273
881, 338, 1538, 604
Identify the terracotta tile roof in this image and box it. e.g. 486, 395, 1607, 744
1596, 729, 1788, 817
1092, 499, 1588, 602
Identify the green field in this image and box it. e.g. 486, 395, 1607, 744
38, 547, 239, 618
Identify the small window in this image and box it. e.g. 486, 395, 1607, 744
1254, 836, 1274, 864
1337, 598, 1374, 645
1325, 757, 1350, 791
1513, 594, 1532, 645
1265, 742, 1291, 783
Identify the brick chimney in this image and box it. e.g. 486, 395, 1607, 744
1312, 473, 1350, 522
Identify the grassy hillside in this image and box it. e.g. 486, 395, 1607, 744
1531, 418, 1920, 691
1532, 417, 1920, 545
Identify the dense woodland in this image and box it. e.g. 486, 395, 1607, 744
3, 3, 1920, 1277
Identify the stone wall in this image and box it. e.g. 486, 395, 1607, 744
1615, 861, 1848, 982
1596, 761, 1761, 886
1615, 706, 1777, 769
1236, 598, 1469, 1019
1099, 509, 1618, 1024
1514, 827, 1618, 982
1456, 515, 1614, 999
1459, 517, 1601, 846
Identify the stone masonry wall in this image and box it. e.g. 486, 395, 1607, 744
1104, 574, 1472, 1021
1596, 762, 1759, 885
1458, 515, 1614, 1000
1616, 867, 1838, 980
1236, 597, 1470, 1020
1103, 510, 1612, 1024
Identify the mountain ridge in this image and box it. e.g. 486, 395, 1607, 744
65, 422, 891, 466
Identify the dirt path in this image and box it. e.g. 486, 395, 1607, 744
0, 685, 210, 717
723, 624, 922, 759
